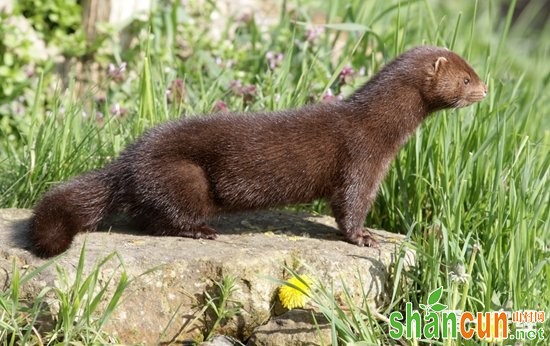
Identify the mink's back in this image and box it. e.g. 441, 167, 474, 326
113, 102, 357, 211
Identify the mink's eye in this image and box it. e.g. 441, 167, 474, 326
463, 78, 470, 85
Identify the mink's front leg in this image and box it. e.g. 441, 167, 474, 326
330, 183, 379, 247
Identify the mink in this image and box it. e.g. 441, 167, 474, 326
29, 46, 487, 258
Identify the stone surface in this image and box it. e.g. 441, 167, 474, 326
199, 335, 241, 346
247, 309, 331, 346
0, 208, 412, 344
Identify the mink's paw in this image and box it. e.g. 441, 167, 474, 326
180, 224, 218, 240
345, 228, 378, 247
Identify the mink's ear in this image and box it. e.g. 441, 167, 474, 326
430, 56, 448, 75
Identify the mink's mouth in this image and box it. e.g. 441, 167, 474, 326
470, 91, 487, 102
459, 90, 487, 107
451, 93, 486, 108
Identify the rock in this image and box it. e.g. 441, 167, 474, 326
199, 335, 241, 346
247, 309, 331, 346
0, 208, 412, 344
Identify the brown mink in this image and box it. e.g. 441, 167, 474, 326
29, 46, 487, 258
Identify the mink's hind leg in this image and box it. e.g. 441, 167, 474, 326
177, 224, 218, 239
137, 215, 218, 239
130, 160, 219, 239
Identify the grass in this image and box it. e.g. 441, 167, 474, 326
0, 245, 129, 344
202, 275, 243, 341
0, 0, 548, 344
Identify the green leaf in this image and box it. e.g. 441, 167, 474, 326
4, 52, 14, 66
0, 66, 10, 76
431, 303, 448, 312
428, 287, 443, 305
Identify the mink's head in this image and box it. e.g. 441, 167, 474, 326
413, 47, 487, 111
345, 46, 487, 116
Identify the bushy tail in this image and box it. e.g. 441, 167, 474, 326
29, 170, 113, 258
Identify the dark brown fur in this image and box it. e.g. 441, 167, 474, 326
30, 46, 487, 257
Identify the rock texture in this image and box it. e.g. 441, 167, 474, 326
247, 309, 331, 346
0, 208, 411, 345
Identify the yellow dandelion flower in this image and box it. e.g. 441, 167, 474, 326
278, 275, 312, 309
